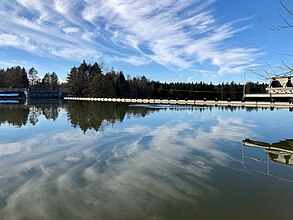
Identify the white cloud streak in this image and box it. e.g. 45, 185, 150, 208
0, 107, 257, 219
0, 0, 260, 74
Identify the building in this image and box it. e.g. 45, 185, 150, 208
244, 76, 293, 101
266, 76, 293, 94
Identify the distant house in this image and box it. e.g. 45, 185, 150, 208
266, 76, 293, 94
244, 76, 293, 101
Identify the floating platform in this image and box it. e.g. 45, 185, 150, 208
244, 93, 293, 98
64, 97, 293, 108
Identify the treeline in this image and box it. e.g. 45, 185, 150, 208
0, 66, 61, 91
1, 62, 268, 100
0, 66, 29, 88
67, 61, 268, 101
28, 67, 60, 91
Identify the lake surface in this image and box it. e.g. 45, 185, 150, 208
0, 101, 292, 220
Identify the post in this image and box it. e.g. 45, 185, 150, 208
243, 71, 247, 99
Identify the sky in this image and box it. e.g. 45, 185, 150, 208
0, 0, 292, 83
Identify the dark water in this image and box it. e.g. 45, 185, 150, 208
0, 101, 292, 220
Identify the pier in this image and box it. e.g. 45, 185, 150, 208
64, 97, 293, 108
244, 93, 293, 99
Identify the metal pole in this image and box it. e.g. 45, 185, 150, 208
243, 71, 247, 99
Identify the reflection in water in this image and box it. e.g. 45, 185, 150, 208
0, 102, 61, 127
0, 101, 160, 131
0, 103, 292, 219
0, 101, 287, 130
0, 104, 29, 127
29, 102, 61, 125
1, 101, 222, 132
0, 103, 240, 219
242, 139, 293, 182
66, 102, 159, 132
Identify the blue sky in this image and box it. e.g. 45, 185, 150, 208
0, 0, 292, 83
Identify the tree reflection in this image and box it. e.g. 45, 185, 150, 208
0, 101, 62, 127
0, 101, 160, 129
29, 106, 41, 125
29, 102, 61, 124
66, 102, 160, 133
40, 104, 60, 121
1, 101, 281, 130
0, 104, 29, 127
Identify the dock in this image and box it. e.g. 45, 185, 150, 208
64, 97, 293, 108
244, 93, 293, 99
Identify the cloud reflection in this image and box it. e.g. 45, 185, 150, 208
0, 106, 255, 219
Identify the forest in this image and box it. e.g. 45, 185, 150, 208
66, 61, 267, 101
0, 66, 61, 91
0, 61, 268, 100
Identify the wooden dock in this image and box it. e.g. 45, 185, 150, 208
64, 97, 293, 108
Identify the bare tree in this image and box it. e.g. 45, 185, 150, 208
252, 1, 293, 79
271, 0, 293, 31
249, 64, 293, 81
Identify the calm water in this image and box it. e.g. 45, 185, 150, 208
0, 101, 292, 220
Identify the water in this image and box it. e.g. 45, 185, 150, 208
0, 101, 292, 220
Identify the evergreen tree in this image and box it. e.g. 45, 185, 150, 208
78, 60, 90, 96
21, 67, 29, 88
50, 72, 59, 91
89, 62, 103, 96
67, 67, 82, 96
90, 73, 105, 97
42, 73, 51, 91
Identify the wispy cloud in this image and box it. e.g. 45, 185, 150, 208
0, 106, 257, 219
0, 0, 260, 74
106, 55, 151, 66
